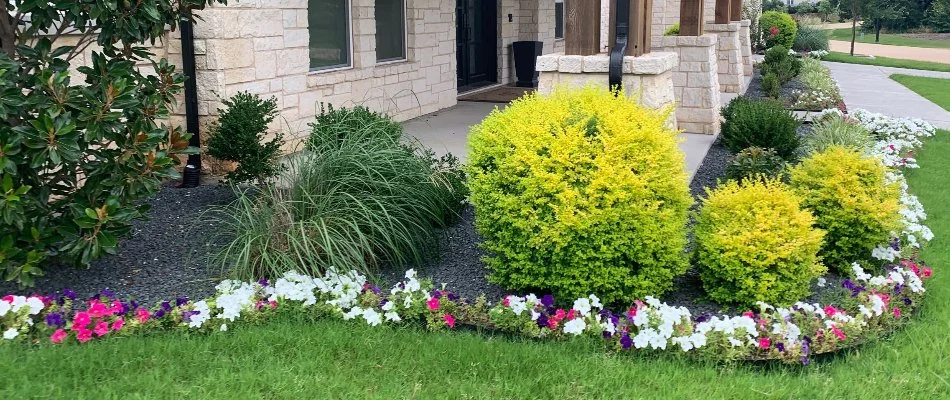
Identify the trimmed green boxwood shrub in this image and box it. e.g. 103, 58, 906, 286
695, 179, 826, 307
789, 147, 903, 272
720, 97, 801, 159
762, 45, 801, 84
760, 11, 798, 49
467, 87, 693, 305
206, 92, 285, 184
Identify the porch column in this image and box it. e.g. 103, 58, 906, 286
705, 0, 742, 93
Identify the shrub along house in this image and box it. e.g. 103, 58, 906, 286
171, 0, 589, 147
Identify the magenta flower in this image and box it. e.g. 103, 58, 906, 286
112, 318, 125, 331
831, 325, 846, 341
426, 297, 440, 311
94, 321, 109, 337
72, 312, 91, 330
76, 329, 93, 343
758, 337, 771, 349
136, 308, 150, 323
823, 305, 838, 317
50, 329, 67, 344
88, 301, 109, 318
893, 307, 901, 318
444, 314, 456, 328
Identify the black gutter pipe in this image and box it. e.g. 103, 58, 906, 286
609, 0, 630, 95
179, 15, 201, 188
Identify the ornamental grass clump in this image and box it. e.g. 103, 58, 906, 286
466, 86, 692, 305
721, 97, 801, 159
695, 179, 826, 307
208, 112, 466, 281
802, 116, 874, 154
790, 147, 903, 272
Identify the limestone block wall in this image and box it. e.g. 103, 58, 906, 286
189, 0, 457, 146
536, 52, 679, 129
739, 20, 753, 77
705, 22, 743, 93
652, 35, 721, 135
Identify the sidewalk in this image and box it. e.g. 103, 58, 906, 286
824, 61, 950, 129
828, 40, 950, 64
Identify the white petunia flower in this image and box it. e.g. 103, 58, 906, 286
572, 297, 592, 316
562, 318, 587, 336
0, 300, 10, 317
363, 308, 382, 326
3, 328, 18, 340
220, 324, 228, 332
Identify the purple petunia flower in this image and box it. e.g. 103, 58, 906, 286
45, 313, 65, 327
602, 330, 613, 339
447, 292, 460, 302
379, 299, 389, 308
620, 333, 632, 349
541, 294, 554, 307
894, 284, 903, 295
161, 301, 172, 311
154, 309, 167, 319
101, 289, 115, 299
890, 237, 901, 251
694, 313, 709, 323
776, 342, 785, 352
130, 300, 139, 310
430, 289, 441, 299
536, 314, 549, 328
258, 278, 269, 287
801, 356, 809, 365
904, 298, 912, 306
181, 310, 196, 321
176, 297, 189, 307
62, 288, 77, 300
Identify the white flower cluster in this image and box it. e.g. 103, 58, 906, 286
0, 295, 45, 340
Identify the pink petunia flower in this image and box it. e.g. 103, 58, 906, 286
76, 329, 93, 343
831, 325, 846, 341
2, 295, 13, 303
110, 301, 124, 314
72, 312, 91, 330
88, 301, 109, 318
112, 318, 125, 331
893, 307, 901, 318
547, 318, 559, 330
627, 307, 637, 318
426, 297, 440, 311
94, 321, 109, 337
269, 301, 278, 310
758, 337, 771, 349
136, 308, 150, 323
823, 305, 838, 317
922, 268, 933, 278
502, 297, 510, 307
555, 309, 566, 320
566, 309, 575, 321
742, 312, 755, 318
444, 314, 456, 328
50, 329, 67, 344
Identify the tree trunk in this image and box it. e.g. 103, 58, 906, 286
0, 13, 16, 58
875, 21, 881, 43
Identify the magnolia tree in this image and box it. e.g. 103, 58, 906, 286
0, 0, 225, 286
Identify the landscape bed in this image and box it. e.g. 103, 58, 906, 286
1, 101, 938, 365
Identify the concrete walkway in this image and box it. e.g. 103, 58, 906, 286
824, 61, 950, 129
405, 101, 716, 179
828, 40, 950, 64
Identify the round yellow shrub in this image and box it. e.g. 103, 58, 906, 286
695, 179, 826, 307
789, 146, 903, 272
466, 86, 692, 305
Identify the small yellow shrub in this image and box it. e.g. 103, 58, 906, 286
466, 86, 692, 305
789, 147, 903, 272
695, 179, 826, 307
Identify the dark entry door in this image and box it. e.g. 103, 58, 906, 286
456, 0, 497, 92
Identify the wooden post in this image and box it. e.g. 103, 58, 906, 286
730, 0, 742, 21
609, 0, 653, 56
714, 0, 731, 24
679, 0, 704, 36
565, 0, 601, 55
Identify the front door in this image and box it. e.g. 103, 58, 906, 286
456, 0, 497, 92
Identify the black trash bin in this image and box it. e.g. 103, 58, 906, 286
513, 41, 543, 88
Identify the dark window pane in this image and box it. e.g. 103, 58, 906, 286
376, 0, 406, 62
309, 0, 351, 70
555, 2, 564, 39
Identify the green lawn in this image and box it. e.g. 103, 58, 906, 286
2, 132, 949, 399
828, 28, 950, 49
891, 74, 950, 111
823, 51, 950, 73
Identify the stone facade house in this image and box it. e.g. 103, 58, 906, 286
169, 0, 589, 146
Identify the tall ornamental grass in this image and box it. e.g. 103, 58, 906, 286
207, 111, 466, 280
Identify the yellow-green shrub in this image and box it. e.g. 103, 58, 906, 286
466, 87, 692, 305
695, 179, 826, 307
789, 147, 903, 272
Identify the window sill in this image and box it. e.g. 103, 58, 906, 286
376, 58, 409, 66
307, 65, 354, 75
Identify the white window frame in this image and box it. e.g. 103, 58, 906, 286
375, 0, 409, 64
309, 0, 354, 73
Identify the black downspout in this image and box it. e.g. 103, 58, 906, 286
179, 15, 201, 188
609, 0, 630, 95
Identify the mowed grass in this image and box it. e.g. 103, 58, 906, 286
1, 132, 949, 399
891, 74, 950, 111
823, 51, 950, 73
827, 28, 950, 49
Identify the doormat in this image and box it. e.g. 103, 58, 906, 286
458, 85, 535, 103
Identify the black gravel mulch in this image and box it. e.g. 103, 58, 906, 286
0, 183, 234, 305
